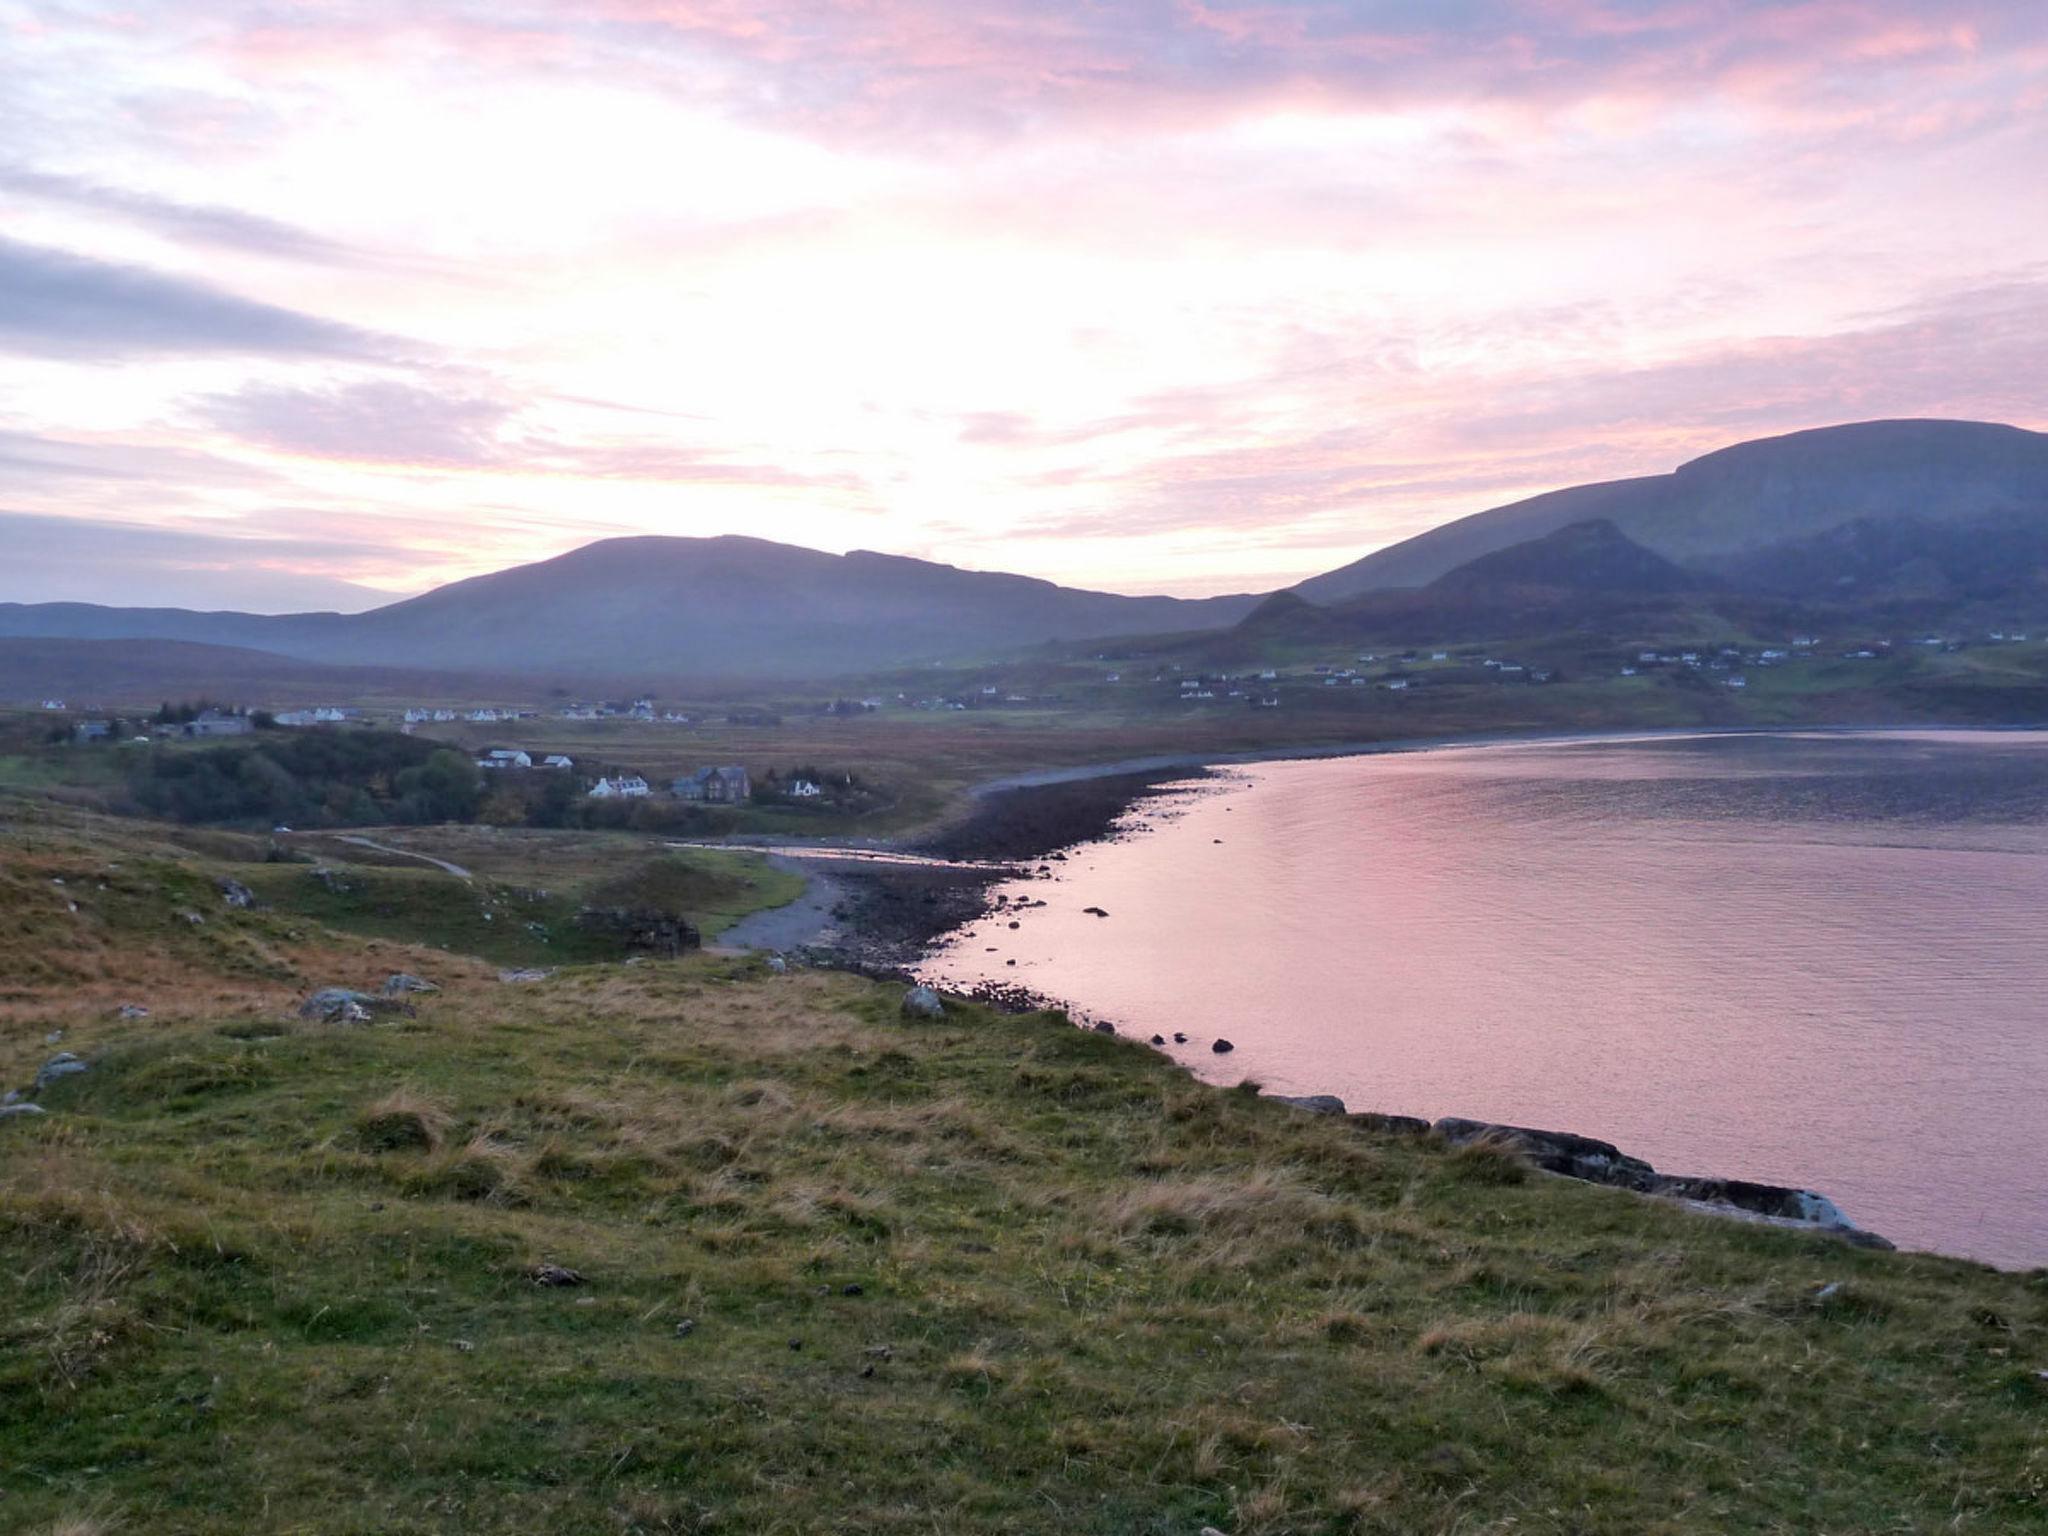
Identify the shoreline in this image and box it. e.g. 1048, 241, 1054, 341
723, 720, 2025, 966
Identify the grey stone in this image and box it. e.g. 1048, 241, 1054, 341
900, 985, 946, 1019
765, 956, 788, 974
1350, 1112, 1430, 1136
497, 967, 555, 984
299, 987, 414, 1023
35, 1053, 88, 1092
1269, 1093, 1347, 1115
217, 878, 256, 908
116, 1004, 150, 1020
381, 973, 438, 995
1, 1102, 47, 1120
1210, 1038, 1234, 1053
1433, 1118, 1657, 1189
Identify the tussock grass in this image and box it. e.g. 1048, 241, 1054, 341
0, 801, 2044, 1534
355, 1087, 454, 1152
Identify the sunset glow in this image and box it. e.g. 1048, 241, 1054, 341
3, 0, 2045, 609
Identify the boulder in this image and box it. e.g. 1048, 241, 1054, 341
900, 985, 946, 1020
1269, 1093, 1346, 1115
1432, 1118, 1657, 1189
0, 1103, 47, 1121
34, 1053, 88, 1092
497, 968, 555, 984
116, 1003, 150, 1020
381, 973, 439, 996
216, 877, 256, 909
1350, 1112, 1430, 1136
1211, 1038, 1235, 1053
299, 987, 414, 1023
1091, 1021, 1116, 1035
765, 956, 789, 974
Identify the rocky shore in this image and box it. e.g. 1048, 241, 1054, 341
778, 766, 1212, 978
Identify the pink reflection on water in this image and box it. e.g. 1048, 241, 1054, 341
924, 731, 2048, 1267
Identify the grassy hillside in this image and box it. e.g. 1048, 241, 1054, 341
1, 802, 2043, 1534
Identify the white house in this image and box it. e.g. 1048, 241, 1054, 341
41, 700, 65, 711
588, 776, 650, 799
542, 755, 574, 771
1382, 678, 1410, 691
787, 779, 824, 798
479, 749, 532, 770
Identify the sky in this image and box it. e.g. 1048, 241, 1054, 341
2, 1, 2045, 612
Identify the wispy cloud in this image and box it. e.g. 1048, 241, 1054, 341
0, 0, 2039, 604
0, 236, 399, 362
0, 164, 371, 265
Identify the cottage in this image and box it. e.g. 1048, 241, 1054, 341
588, 776, 651, 799
41, 699, 66, 711
786, 779, 824, 799
276, 706, 349, 727
183, 711, 252, 738
542, 755, 574, 771
672, 765, 752, 804
479, 749, 533, 770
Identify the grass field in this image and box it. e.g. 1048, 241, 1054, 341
1, 798, 2044, 1534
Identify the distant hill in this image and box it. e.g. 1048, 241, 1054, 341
0, 536, 1263, 681
0, 639, 533, 707
1426, 519, 1702, 596
1297, 420, 2048, 600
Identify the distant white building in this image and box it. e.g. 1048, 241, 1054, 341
541, 755, 574, 771
277, 706, 349, 727
41, 699, 66, 711
588, 775, 650, 799
1725, 676, 1748, 689
480, 749, 532, 770
787, 779, 824, 798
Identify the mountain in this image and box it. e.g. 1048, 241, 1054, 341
1709, 510, 2048, 608
0, 536, 1263, 680
0, 639, 536, 707
1425, 519, 1702, 595
1297, 420, 2048, 601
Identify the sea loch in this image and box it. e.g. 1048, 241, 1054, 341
926, 730, 2048, 1267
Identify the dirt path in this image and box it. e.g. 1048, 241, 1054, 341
332, 835, 473, 880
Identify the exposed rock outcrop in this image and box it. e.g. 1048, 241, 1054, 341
299, 988, 415, 1024
900, 985, 946, 1020
1430, 1116, 1889, 1247
1269, 1093, 1347, 1115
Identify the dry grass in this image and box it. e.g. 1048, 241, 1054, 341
1, 802, 2043, 1535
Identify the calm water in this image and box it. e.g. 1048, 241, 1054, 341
924, 730, 2048, 1268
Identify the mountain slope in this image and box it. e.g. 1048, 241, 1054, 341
1426, 519, 1702, 595
1298, 419, 2048, 600
0, 536, 1262, 680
